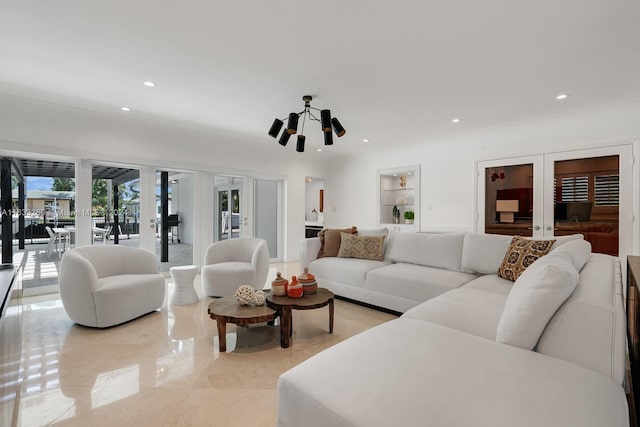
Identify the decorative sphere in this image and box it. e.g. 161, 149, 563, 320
253, 290, 266, 306
235, 285, 255, 305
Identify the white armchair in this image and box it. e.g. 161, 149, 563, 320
202, 237, 269, 297
59, 245, 166, 328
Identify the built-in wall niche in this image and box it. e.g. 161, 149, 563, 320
305, 177, 325, 238
378, 165, 420, 232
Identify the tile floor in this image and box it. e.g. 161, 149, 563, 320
0, 262, 396, 427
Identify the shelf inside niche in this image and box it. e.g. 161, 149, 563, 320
383, 187, 415, 191
378, 165, 420, 232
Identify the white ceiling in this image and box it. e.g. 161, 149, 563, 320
1, 1, 639, 157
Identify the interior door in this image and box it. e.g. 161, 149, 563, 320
477, 145, 633, 258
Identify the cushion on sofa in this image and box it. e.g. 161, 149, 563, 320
402, 286, 508, 340
309, 257, 391, 288
496, 252, 579, 350
365, 262, 476, 303
337, 233, 385, 261
461, 232, 584, 274
497, 236, 555, 281
384, 231, 465, 270
317, 226, 357, 258
461, 274, 513, 294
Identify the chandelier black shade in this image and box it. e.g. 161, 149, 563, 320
296, 135, 306, 152
324, 131, 333, 146
287, 113, 299, 134
268, 95, 346, 152
320, 109, 332, 132
331, 117, 346, 137
278, 130, 291, 146
268, 118, 284, 138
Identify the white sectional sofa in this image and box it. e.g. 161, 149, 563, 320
279, 231, 628, 426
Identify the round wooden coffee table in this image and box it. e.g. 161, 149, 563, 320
266, 288, 334, 348
208, 296, 277, 352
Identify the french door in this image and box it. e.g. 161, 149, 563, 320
477, 145, 633, 257
214, 176, 243, 241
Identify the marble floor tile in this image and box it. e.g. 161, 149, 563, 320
0, 262, 396, 426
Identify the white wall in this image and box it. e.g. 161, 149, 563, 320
170, 173, 194, 245
0, 94, 329, 261
326, 100, 640, 242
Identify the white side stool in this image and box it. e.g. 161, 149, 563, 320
170, 265, 199, 305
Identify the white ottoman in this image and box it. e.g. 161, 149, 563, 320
170, 265, 199, 305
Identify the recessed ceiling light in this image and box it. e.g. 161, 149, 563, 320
143, 81, 155, 87
556, 93, 569, 100
451, 118, 461, 123
316, 148, 322, 152
407, 172, 412, 175
362, 139, 369, 143
120, 107, 131, 112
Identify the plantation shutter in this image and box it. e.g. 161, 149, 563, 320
560, 176, 589, 202
594, 174, 620, 206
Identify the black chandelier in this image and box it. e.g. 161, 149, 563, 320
268, 95, 346, 152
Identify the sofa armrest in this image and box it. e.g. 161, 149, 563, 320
59, 252, 100, 325
300, 237, 321, 271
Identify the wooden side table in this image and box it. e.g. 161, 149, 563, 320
266, 288, 334, 348
208, 296, 277, 352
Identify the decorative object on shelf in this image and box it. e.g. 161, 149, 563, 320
400, 176, 407, 189
287, 275, 304, 298
298, 268, 318, 294
252, 290, 266, 306
404, 210, 415, 224
235, 284, 255, 305
268, 95, 346, 152
396, 196, 406, 205
271, 272, 289, 296
392, 205, 400, 224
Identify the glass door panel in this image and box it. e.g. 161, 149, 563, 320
215, 176, 243, 241
552, 155, 620, 256
477, 156, 544, 238
484, 164, 534, 237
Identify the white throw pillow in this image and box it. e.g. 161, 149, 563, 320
549, 239, 592, 272
496, 252, 579, 350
